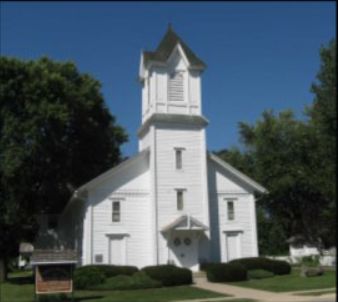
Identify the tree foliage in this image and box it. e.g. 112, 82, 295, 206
216, 40, 336, 253
0, 57, 128, 263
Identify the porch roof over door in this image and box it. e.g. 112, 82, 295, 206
161, 215, 208, 233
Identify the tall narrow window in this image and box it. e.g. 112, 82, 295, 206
227, 201, 235, 221
112, 201, 121, 222
177, 190, 184, 211
168, 72, 184, 102
175, 149, 182, 170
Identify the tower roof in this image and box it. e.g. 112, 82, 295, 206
143, 26, 206, 69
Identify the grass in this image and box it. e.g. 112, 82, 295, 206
294, 289, 336, 296
0, 271, 227, 302
230, 269, 336, 292
211, 300, 257, 302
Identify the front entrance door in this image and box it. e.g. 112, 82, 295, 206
170, 232, 198, 271
109, 235, 126, 265
226, 231, 241, 261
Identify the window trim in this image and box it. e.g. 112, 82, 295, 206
226, 199, 235, 221
174, 147, 185, 170
112, 200, 121, 223
175, 188, 186, 211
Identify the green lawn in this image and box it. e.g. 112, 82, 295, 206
295, 289, 336, 296
211, 300, 256, 302
230, 270, 336, 292
1, 272, 227, 302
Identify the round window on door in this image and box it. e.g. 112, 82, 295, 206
184, 237, 191, 246
173, 238, 181, 246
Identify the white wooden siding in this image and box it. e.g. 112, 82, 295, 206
85, 154, 152, 268
154, 125, 209, 264
141, 47, 202, 120
207, 158, 258, 262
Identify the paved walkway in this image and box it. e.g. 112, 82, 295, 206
190, 276, 336, 302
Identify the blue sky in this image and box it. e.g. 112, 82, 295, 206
1, 2, 336, 157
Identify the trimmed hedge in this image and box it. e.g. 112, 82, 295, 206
248, 269, 274, 279
206, 263, 247, 282
93, 272, 162, 290
230, 257, 291, 275
142, 265, 192, 286
199, 262, 218, 272
74, 265, 139, 289
78, 265, 138, 277
269, 259, 291, 275
74, 266, 105, 289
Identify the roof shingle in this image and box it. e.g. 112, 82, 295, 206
31, 249, 78, 265
143, 26, 206, 69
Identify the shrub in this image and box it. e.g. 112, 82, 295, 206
73, 266, 106, 289
199, 262, 218, 272
94, 272, 162, 290
142, 265, 192, 286
248, 269, 274, 279
305, 269, 324, 277
269, 259, 291, 275
84, 265, 138, 278
206, 263, 247, 282
301, 255, 320, 267
230, 257, 291, 275
230, 257, 273, 271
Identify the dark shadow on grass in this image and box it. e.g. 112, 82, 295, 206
8, 275, 34, 285
74, 296, 104, 301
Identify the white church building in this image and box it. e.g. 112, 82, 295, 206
56, 27, 266, 271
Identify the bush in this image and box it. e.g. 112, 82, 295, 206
206, 263, 247, 282
248, 269, 274, 279
74, 266, 105, 289
142, 265, 192, 286
94, 272, 162, 290
305, 269, 324, 277
230, 257, 291, 275
301, 255, 320, 267
199, 262, 218, 272
83, 265, 138, 278
269, 259, 291, 275
230, 257, 273, 271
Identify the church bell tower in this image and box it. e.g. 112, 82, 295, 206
138, 26, 210, 266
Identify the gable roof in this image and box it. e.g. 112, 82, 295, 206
161, 215, 208, 233
74, 148, 150, 195
208, 152, 267, 194
143, 26, 206, 69
31, 249, 77, 265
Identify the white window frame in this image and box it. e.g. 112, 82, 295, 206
226, 199, 235, 221
112, 200, 121, 223
174, 147, 185, 170
175, 189, 186, 211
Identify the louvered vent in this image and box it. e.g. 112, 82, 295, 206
168, 72, 184, 102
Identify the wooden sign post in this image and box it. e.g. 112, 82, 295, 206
31, 250, 77, 302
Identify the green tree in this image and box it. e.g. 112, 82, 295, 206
0, 57, 128, 279
305, 39, 336, 248
216, 40, 336, 254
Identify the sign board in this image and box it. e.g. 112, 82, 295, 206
35, 264, 73, 294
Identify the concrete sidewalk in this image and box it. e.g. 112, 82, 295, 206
192, 276, 336, 302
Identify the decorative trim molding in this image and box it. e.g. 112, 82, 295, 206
138, 113, 208, 138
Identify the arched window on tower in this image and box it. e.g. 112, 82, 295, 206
168, 71, 184, 102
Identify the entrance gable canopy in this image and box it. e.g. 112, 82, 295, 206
161, 215, 208, 233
